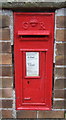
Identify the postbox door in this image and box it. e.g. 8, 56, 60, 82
21, 50, 46, 104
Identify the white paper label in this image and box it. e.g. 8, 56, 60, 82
26, 52, 39, 76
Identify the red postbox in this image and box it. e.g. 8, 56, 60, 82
14, 12, 54, 110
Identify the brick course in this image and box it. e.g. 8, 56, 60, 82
1, 88, 13, 98
0, 100, 2, 108
2, 110, 13, 118
56, 43, 65, 56
0, 66, 12, 76
53, 100, 64, 109
38, 111, 64, 118
0, 15, 10, 28
0, 110, 2, 119
54, 90, 64, 98
2, 100, 13, 108
0, 53, 12, 64
54, 79, 64, 89
56, 30, 66, 41
0, 28, 10, 40
0, 77, 13, 88
17, 110, 37, 118
55, 56, 66, 65
55, 67, 65, 78
0, 42, 11, 53
56, 16, 66, 28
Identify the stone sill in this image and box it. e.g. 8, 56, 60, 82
0, 2, 66, 10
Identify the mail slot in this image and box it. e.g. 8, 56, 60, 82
14, 12, 54, 110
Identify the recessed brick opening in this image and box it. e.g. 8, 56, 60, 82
0, 7, 66, 118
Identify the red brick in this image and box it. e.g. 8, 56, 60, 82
64, 79, 66, 88
0, 77, 13, 88
0, 110, 2, 119
53, 100, 64, 109
54, 90, 64, 98
56, 16, 66, 28
2, 100, 13, 108
0, 15, 2, 28
56, 30, 66, 41
54, 79, 64, 89
56, 43, 65, 56
0, 53, 12, 64
64, 100, 66, 109
55, 56, 66, 65
2, 88, 13, 98
0, 89, 2, 98
0, 15, 10, 28
55, 68, 66, 78
2, 110, 13, 118
0, 100, 2, 108
0, 66, 12, 76
64, 90, 66, 99
0, 42, 11, 53
0, 78, 2, 88
0, 28, 10, 40
38, 111, 64, 118
17, 110, 37, 118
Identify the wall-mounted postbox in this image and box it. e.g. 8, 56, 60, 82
14, 12, 54, 110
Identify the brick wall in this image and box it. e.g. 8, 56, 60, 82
53, 8, 66, 112
0, 10, 14, 118
0, 8, 66, 118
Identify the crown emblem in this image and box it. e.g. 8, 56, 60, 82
30, 18, 38, 27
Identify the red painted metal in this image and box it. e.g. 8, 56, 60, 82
14, 12, 54, 110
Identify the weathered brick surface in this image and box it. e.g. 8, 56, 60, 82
2, 100, 13, 108
0, 100, 2, 108
56, 30, 66, 41
53, 100, 64, 109
54, 90, 64, 98
0, 42, 11, 53
0, 110, 2, 119
0, 66, 12, 76
0, 77, 13, 88
38, 111, 64, 118
64, 79, 66, 88
0, 28, 10, 40
0, 66, 2, 76
0, 15, 2, 28
56, 43, 65, 56
64, 90, 66, 99
0, 15, 10, 28
0, 53, 12, 64
2, 110, 13, 118
55, 56, 66, 65
55, 68, 66, 78
0, 78, 2, 88
0, 89, 2, 98
56, 16, 66, 28
53, 8, 66, 114
17, 110, 37, 118
1, 88, 13, 98
64, 100, 66, 109
54, 79, 64, 89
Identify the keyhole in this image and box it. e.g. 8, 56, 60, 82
27, 81, 30, 84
